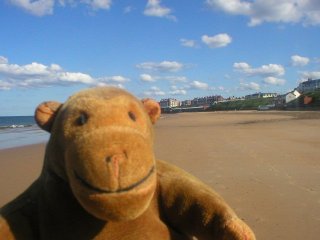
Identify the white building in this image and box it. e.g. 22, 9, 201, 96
159, 98, 180, 108
285, 90, 301, 103
245, 92, 278, 100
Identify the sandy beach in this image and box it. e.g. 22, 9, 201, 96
1, 111, 320, 240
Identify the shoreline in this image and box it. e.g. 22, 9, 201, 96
0, 125, 49, 150
1, 111, 320, 240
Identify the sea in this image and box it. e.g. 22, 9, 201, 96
0, 116, 49, 150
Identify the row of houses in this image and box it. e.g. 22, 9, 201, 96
244, 91, 299, 106
245, 92, 278, 100
159, 78, 320, 109
159, 95, 224, 108
241, 79, 320, 105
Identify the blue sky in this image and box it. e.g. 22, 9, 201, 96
1, 0, 320, 116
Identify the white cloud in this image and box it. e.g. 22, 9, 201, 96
233, 62, 250, 70
169, 89, 187, 95
0, 56, 128, 89
189, 80, 209, 90
180, 38, 197, 48
0, 61, 52, 76
169, 85, 187, 95
50, 63, 63, 71
239, 82, 260, 91
144, 0, 176, 20
143, 86, 166, 96
206, 0, 320, 26
234, 62, 285, 76
164, 76, 188, 83
97, 75, 129, 83
82, 0, 112, 10
0, 81, 14, 91
0, 56, 9, 64
206, 0, 251, 15
96, 82, 124, 89
57, 72, 94, 84
140, 74, 156, 82
300, 71, 320, 81
9, 0, 54, 16
140, 73, 188, 84
139, 74, 188, 83
136, 61, 184, 72
291, 55, 310, 67
201, 34, 232, 48
263, 77, 286, 86
9, 0, 112, 16
305, 9, 320, 25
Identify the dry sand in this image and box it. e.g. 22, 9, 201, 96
1, 111, 320, 240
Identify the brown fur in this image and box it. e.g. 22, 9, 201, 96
0, 87, 255, 239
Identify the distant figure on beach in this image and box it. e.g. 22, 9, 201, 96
0, 87, 255, 239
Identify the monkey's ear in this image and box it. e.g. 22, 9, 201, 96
141, 98, 161, 124
35, 101, 62, 132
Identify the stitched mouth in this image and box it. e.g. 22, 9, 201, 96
74, 166, 155, 194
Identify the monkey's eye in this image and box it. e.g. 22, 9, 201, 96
76, 113, 89, 126
128, 111, 136, 122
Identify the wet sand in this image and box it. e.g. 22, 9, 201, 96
1, 111, 320, 240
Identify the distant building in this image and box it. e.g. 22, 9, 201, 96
191, 95, 223, 106
297, 78, 320, 93
275, 94, 286, 106
159, 98, 180, 108
181, 100, 192, 107
224, 96, 245, 102
245, 92, 278, 100
285, 90, 301, 103
214, 95, 224, 102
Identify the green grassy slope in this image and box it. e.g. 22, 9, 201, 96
208, 98, 275, 111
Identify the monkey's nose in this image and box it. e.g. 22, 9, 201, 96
106, 152, 127, 164
105, 152, 127, 180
